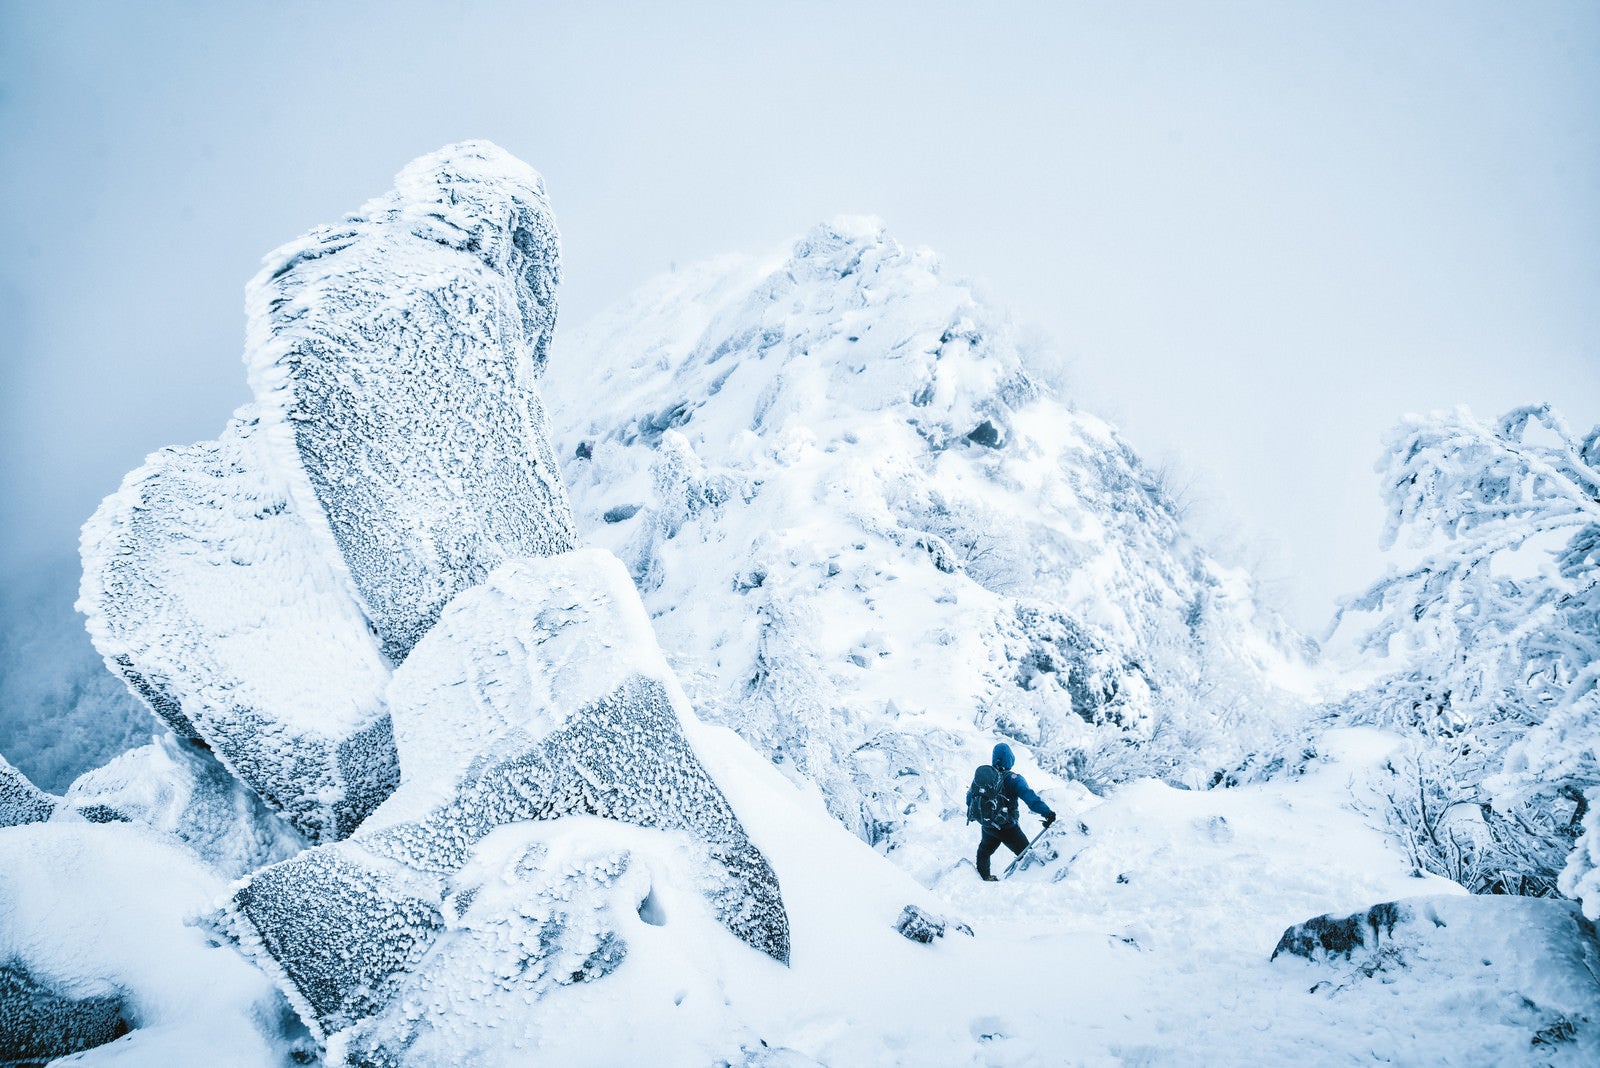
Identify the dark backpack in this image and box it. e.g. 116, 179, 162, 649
966, 764, 1006, 828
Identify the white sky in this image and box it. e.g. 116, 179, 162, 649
2, 0, 1596, 634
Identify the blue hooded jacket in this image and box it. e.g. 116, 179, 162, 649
990, 743, 1051, 823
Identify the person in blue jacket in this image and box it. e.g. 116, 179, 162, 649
973, 742, 1055, 881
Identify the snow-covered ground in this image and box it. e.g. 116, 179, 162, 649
10, 722, 1594, 1065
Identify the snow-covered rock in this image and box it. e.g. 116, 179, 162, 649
893, 904, 973, 944
217, 550, 790, 1060
0, 959, 130, 1065
244, 139, 578, 664
0, 751, 56, 827
78, 141, 580, 845
62, 732, 303, 879
1272, 895, 1600, 1058
79, 410, 398, 843
0, 821, 310, 1065
545, 218, 1313, 857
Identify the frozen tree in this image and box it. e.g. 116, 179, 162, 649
1337, 404, 1599, 909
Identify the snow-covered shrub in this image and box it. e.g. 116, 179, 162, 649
1335, 405, 1599, 911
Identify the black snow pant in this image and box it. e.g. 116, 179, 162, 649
976, 821, 1030, 879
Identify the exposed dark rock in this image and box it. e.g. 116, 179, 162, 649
0, 961, 132, 1065
603, 503, 641, 523
1272, 901, 1405, 963
0, 755, 55, 828
894, 904, 973, 944
966, 420, 1001, 448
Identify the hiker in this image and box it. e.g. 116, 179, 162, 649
967, 742, 1056, 881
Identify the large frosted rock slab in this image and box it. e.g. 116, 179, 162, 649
218, 550, 790, 1056
0, 753, 56, 828
63, 733, 304, 879
78, 411, 398, 843
244, 140, 578, 663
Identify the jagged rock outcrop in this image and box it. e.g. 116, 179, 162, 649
245, 140, 578, 664
78, 142, 583, 845
545, 217, 1311, 854
79, 410, 398, 843
894, 904, 973, 944
216, 550, 790, 1061
0, 753, 55, 828
66, 140, 797, 1062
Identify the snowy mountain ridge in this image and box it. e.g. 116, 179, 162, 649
546, 216, 1315, 866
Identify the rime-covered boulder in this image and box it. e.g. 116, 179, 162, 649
217, 549, 790, 1060
0, 822, 308, 1065
79, 410, 398, 843
0, 752, 56, 827
63, 732, 303, 878
244, 139, 578, 663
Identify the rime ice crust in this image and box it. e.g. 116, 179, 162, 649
218, 551, 791, 1056
78, 411, 398, 843
244, 140, 578, 664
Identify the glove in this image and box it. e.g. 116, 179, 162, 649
1041, 811, 1056, 830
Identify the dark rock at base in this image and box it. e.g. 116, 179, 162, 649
0, 756, 55, 828
0, 961, 132, 1065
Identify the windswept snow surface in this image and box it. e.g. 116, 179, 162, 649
9, 724, 1593, 1065
545, 219, 1315, 858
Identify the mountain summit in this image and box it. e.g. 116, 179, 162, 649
545, 218, 1312, 871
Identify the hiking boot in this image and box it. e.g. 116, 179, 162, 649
981, 874, 998, 882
